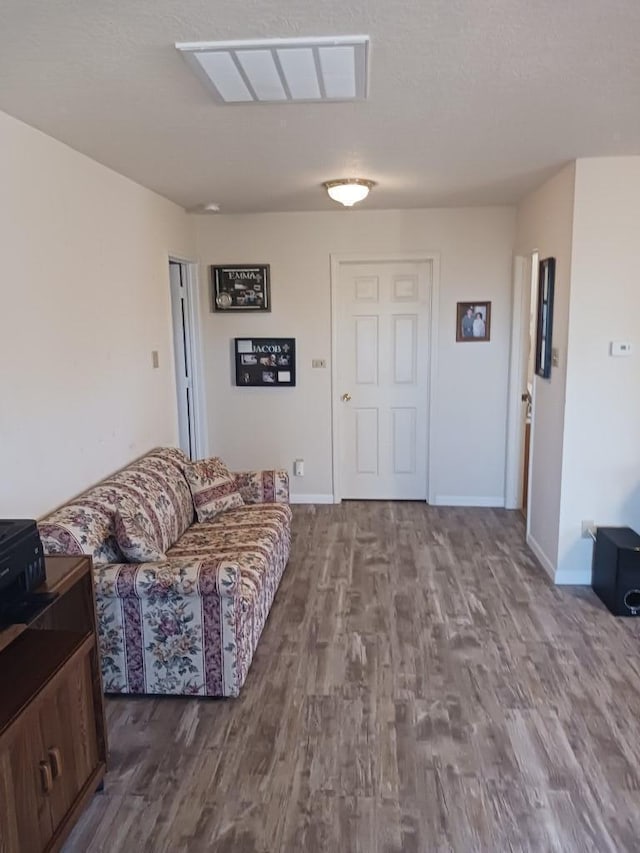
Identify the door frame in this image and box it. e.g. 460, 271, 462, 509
330, 251, 441, 504
168, 256, 209, 459
504, 253, 536, 531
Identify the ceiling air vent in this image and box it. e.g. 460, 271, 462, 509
175, 36, 369, 104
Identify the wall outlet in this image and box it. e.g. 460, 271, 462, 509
294, 459, 304, 476
581, 519, 596, 539
610, 341, 633, 357
312, 359, 327, 369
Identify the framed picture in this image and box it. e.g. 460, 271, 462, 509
212, 265, 270, 312
234, 338, 296, 387
535, 257, 555, 378
456, 301, 491, 342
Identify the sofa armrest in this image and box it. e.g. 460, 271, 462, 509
234, 469, 289, 504
94, 556, 242, 696
94, 556, 240, 600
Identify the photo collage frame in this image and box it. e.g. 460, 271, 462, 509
234, 338, 296, 387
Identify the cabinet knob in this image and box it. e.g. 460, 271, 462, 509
39, 760, 53, 794
48, 747, 63, 780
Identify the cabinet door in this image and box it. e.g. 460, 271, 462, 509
0, 708, 52, 853
38, 651, 99, 832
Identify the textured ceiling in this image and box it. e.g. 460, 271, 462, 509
2, 0, 640, 212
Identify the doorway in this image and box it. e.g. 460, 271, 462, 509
169, 259, 205, 460
521, 251, 539, 519
505, 251, 539, 521
331, 254, 438, 501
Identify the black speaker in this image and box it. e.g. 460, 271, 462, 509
592, 527, 640, 616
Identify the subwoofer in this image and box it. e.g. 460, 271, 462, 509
592, 527, 640, 616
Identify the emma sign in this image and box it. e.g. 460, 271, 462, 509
211, 264, 270, 311
234, 338, 296, 387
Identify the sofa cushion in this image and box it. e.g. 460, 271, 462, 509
186, 457, 244, 522
146, 446, 190, 474
38, 483, 132, 565
113, 505, 166, 562
103, 452, 194, 552
166, 503, 292, 604
39, 448, 194, 564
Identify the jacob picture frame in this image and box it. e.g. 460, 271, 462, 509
234, 337, 296, 386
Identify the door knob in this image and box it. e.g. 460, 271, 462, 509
341, 392, 352, 402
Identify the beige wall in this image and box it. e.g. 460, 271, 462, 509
514, 163, 576, 574
3, 107, 633, 584
0, 111, 195, 517
515, 157, 640, 583
194, 207, 516, 502
556, 157, 640, 582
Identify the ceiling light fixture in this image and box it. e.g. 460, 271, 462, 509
323, 178, 375, 207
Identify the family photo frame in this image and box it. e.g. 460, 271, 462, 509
456, 301, 491, 342
212, 264, 270, 312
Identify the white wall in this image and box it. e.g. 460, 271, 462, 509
556, 157, 640, 582
194, 208, 515, 502
0, 111, 195, 517
514, 164, 576, 575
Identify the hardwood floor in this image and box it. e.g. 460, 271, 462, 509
64, 503, 640, 852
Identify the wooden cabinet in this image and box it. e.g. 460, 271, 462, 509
0, 705, 52, 853
0, 557, 107, 853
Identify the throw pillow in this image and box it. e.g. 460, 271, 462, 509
186, 457, 244, 522
113, 506, 166, 563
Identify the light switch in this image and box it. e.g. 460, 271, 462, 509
312, 359, 327, 369
151, 350, 160, 368
551, 347, 560, 368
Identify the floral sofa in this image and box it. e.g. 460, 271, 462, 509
38, 447, 291, 697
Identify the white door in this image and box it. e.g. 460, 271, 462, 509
169, 260, 197, 459
336, 260, 432, 499
504, 252, 537, 516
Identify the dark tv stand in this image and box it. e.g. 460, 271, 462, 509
0, 556, 107, 852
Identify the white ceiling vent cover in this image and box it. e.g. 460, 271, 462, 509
176, 36, 369, 104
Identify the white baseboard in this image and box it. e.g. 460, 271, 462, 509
290, 494, 334, 505
432, 495, 505, 508
526, 532, 555, 581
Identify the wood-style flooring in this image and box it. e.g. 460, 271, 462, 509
64, 503, 640, 852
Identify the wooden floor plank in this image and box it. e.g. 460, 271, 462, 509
63, 502, 640, 852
